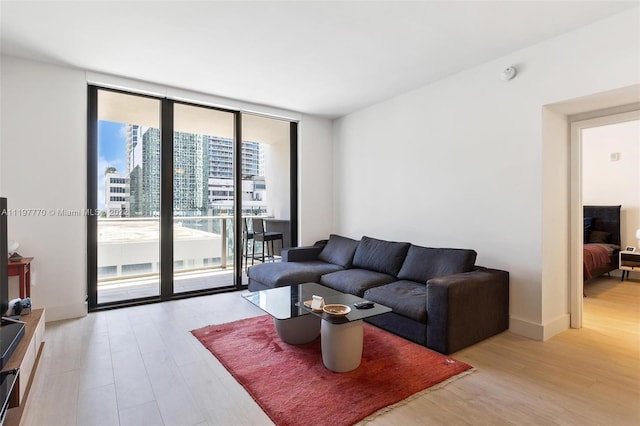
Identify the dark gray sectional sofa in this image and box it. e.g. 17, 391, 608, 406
248, 234, 509, 354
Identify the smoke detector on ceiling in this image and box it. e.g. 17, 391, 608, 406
501, 66, 517, 81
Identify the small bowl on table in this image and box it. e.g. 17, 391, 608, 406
322, 304, 351, 317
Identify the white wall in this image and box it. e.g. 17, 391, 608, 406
0, 56, 88, 321
0, 56, 334, 321
333, 8, 640, 340
582, 120, 640, 248
298, 115, 333, 245
540, 107, 570, 338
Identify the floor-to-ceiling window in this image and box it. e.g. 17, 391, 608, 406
172, 102, 237, 294
88, 87, 297, 309
91, 89, 162, 305
241, 114, 295, 268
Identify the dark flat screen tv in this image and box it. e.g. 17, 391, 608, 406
0, 197, 25, 370
0, 197, 7, 316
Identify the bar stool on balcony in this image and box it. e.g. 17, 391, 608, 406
242, 218, 254, 272
251, 217, 284, 265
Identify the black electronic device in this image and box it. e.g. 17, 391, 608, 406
0, 197, 7, 318
0, 368, 19, 424
0, 198, 25, 425
0, 198, 25, 369
0, 318, 25, 369
354, 301, 375, 309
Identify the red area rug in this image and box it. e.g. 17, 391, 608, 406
192, 315, 473, 426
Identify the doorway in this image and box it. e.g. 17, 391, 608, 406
569, 110, 640, 327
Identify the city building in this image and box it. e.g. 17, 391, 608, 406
128, 127, 213, 217
173, 131, 208, 217
103, 172, 129, 217
126, 130, 268, 217
207, 136, 267, 215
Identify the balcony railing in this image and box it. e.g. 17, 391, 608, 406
96, 215, 280, 303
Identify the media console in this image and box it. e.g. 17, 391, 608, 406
0, 309, 45, 426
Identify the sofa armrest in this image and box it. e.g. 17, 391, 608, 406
426, 267, 509, 354
282, 245, 323, 262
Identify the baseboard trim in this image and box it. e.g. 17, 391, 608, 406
509, 314, 570, 341
542, 314, 570, 340
510, 317, 544, 340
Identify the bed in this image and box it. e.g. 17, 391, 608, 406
583, 205, 621, 281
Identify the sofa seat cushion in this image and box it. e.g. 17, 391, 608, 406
397, 245, 477, 283
248, 261, 344, 289
364, 280, 427, 323
320, 269, 396, 297
352, 236, 411, 277
317, 234, 359, 268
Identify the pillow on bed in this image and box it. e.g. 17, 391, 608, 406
588, 230, 610, 244
583, 217, 594, 243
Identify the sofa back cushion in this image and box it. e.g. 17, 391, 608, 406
317, 234, 359, 268
397, 245, 477, 283
352, 236, 410, 277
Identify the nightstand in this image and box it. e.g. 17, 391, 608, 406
619, 250, 640, 281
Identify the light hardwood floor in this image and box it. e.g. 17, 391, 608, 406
23, 276, 639, 426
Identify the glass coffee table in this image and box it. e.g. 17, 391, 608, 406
242, 282, 392, 372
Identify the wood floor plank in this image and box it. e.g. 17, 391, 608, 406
112, 349, 156, 411
76, 383, 119, 426
22, 276, 640, 425
118, 401, 164, 426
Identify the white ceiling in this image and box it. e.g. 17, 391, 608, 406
1, 1, 637, 119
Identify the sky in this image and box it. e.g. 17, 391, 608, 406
98, 120, 127, 173
97, 120, 128, 209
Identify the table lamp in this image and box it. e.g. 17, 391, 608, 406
7, 240, 18, 256
7, 240, 22, 261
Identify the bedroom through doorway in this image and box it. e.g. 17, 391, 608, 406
574, 112, 640, 327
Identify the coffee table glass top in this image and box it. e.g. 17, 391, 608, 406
242, 284, 312, 320
242, 282, 391, 323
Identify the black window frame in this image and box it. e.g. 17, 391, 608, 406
87, 85, 298, 311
